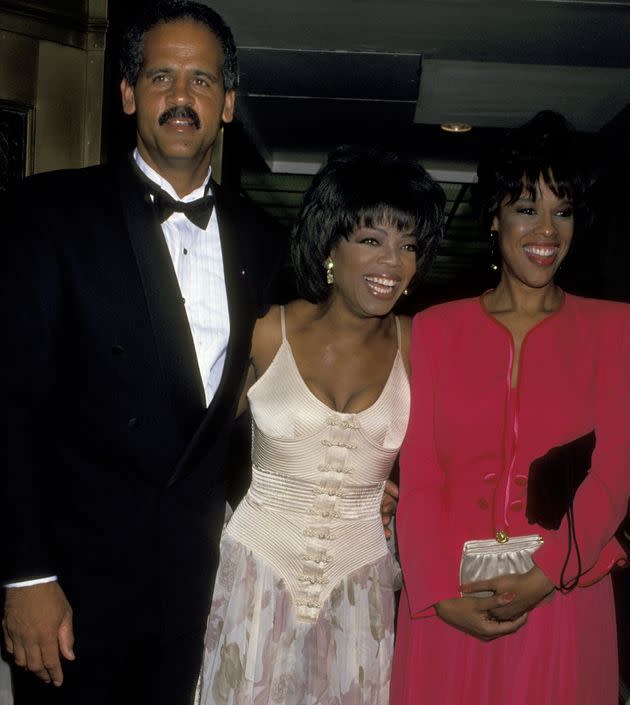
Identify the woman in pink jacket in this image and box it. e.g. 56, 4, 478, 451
392, 111, 630, 705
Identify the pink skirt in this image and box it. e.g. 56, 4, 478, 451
391, 574, 618, 705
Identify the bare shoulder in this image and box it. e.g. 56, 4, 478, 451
251, 300, 317, 377
397, 314, 413, 373
283, 298, 319, 336
251, 305, 283, 375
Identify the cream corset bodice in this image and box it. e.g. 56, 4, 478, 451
225, 309, 410, 622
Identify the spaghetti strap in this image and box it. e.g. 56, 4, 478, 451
395, 316, 402, 350
280, 305, 287, 341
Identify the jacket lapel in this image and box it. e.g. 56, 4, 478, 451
115, 159, 206, 443
167, 179, 254, 486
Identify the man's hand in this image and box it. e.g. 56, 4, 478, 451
435, 592, 528, 641
3, 582, 75, 686
381, 479, 399, 539
461, 565, 555, 622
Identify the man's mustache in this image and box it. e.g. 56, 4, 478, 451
158, 106, 201, 129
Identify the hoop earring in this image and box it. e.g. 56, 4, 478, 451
324, 257, 334, 285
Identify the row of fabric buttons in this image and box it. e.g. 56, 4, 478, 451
295, 413, 360, 622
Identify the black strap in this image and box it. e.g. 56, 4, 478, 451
559, 499, 582, 593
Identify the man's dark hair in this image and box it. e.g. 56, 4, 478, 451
291, 145, 445, 303
120, 0, 239, 90
477, 110, 591, 233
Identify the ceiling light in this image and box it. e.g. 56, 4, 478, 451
441, 122, 472, 133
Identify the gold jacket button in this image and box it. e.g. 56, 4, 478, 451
496, 529, 509, 543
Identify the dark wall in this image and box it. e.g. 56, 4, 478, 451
100, 0, 135, 163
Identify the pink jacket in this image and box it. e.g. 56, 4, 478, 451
398, 293, 630, 618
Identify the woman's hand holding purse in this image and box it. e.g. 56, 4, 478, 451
461, 565, 555, 622
435, 592, 528, 641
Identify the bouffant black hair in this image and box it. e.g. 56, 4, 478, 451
477, 110, 590, 233
291, 145, 445, 303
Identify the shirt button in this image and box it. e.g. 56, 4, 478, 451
510, 500, 523, 512
478, 497, 489, 510
483, 473, 497, 484
514, 475, 528, 486
183, 248, 188, 255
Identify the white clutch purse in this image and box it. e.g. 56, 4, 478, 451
459, 533, 543, 597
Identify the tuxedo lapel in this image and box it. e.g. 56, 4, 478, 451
167, 180, 253, 486
115, 160, 206, 442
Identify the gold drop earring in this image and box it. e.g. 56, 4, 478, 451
324, 257, 334, 285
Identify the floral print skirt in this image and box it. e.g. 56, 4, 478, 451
197, 534, 396, 705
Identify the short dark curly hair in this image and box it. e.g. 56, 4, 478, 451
291, 145, 445, 303
477, 110, 591, 233
120, 0, 239, 90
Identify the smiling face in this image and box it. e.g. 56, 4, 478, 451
120, 19, 235, 184
328, 222, 418, 317
492, 176, 574, 292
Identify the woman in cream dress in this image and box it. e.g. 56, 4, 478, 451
198, 146, 444, 705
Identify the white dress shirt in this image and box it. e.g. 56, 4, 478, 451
134, 150, 230, 406
5, 151, 230, 588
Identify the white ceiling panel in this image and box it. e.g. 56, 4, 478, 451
415, 60, 630, 131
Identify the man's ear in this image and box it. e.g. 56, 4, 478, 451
221, 89, 236, 124
120, 79, 136, 116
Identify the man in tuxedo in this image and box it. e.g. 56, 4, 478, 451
0, 2, 282, 703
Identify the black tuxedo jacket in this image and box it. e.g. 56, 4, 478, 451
0, 158, 283, 640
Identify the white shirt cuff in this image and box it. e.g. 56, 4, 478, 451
5, 576, 58, 588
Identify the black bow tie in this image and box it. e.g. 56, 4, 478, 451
152, 188, 214, 229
